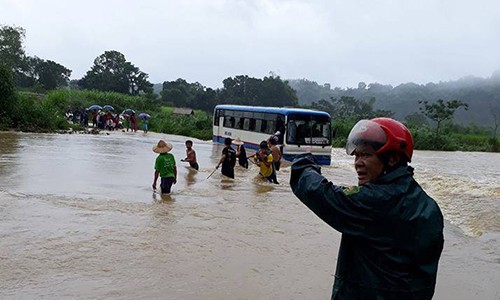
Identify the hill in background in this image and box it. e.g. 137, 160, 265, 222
151, 72, 500, 126
288, 72, 500, 126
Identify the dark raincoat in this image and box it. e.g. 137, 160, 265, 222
290, 154, 444, 300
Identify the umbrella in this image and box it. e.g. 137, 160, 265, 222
103, 105, 114, 111
88, 104, 102, 110
122, 109, 135, 116
139, 112, 151, 119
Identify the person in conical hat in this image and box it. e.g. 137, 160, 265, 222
152, 140, 177, 194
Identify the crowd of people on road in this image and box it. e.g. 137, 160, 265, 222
65, 108, 149, 133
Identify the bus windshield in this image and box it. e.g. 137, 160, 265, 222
286, 114, 331, 146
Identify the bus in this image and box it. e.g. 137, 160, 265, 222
213, 105, 332, 165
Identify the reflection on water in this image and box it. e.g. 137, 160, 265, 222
184, 167, 198, 186
0, 132, 18, 176
0, 131, 498, 300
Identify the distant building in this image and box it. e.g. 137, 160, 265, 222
173, 107, 194, 116
324, 83, 331, 90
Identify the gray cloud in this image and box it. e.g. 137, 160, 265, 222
2, 0, 499, 88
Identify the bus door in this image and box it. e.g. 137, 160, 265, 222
213, 109, 225, 143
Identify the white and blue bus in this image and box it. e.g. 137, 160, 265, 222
213, 105, 332, 165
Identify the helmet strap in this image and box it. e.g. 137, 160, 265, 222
379, 151, 407, 175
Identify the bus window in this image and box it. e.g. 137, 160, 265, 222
236, 117, 244, 129
287, 120, 297, 143
287, 115, 331, 145
261, 120, 268, 133
296, 121, 308, 144
312, 122, 322, 137
214, 110, 221, 126
276, 115, 285, 143
265, 120, 274, 134
224, 116, 234, 128
255, 119, 263, 132
243, 118, 250, 130
249, 119, 256, 131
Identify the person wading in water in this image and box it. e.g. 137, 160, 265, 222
233, 137, 248, 169
181, 140, 199, 171
152, 140, 177, 194
216, 137, 237, 179
251, 140, 279, 184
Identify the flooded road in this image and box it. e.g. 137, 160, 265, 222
0, 131, 499, 299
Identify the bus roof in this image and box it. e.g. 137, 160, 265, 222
214, 105, 331, 117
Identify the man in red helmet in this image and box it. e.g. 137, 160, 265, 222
290, 118, 444, 299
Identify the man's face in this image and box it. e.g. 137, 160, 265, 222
353, 144, 384, 185
186, 143, 192, 149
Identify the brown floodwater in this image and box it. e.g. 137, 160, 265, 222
0, 131, 498, 299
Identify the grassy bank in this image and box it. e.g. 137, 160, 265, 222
0, 89, 213, 140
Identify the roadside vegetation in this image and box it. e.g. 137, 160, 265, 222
0, 86, 213, 140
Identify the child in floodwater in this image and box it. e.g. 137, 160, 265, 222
181, 140, 199, 170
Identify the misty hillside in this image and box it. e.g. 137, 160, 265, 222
288, 72, 500, 126
153, 83, 162, 95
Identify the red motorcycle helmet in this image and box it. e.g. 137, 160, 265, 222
346, 117, 414, 162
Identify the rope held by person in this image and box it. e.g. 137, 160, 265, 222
206, 167, 218, 179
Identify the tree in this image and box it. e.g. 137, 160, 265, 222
358, 82, 367, 89
0, 25, 28, 86
160, 79, 219, 112
418, 99, 469, 139
79, 50, 152, 95
0, 65, 18, 125
310, 96, 394, 146
194, 87, 218, 112
490, 103, 500, 140
0, 25, 26, 72
404, 112, 428, 128
1, 25, 72, 91
35, 59, 71, 90
161, 78, 204, 107
18, 56, 71, 91
312, 96, 393, 121
260, 75, 299, 107
219, 75, 298, 107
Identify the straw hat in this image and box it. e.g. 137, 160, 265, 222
153, 140, 173, 153
232, 137, 244, 145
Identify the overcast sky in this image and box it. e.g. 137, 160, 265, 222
2, 0, 499, 88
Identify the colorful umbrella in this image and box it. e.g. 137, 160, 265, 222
122, 109, 135, 116
88, 105, 102, 110
139, 112, 151, 119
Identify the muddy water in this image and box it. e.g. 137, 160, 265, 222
0, 131, 498, 300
